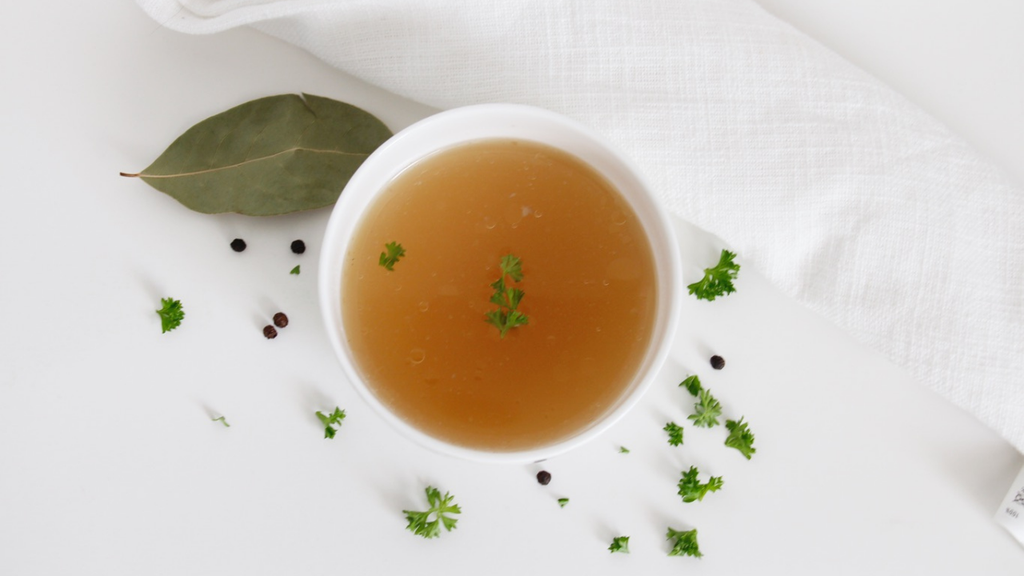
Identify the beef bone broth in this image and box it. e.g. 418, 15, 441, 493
341, 139, 657, 451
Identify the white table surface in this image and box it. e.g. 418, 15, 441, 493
1, 1, 1022, 574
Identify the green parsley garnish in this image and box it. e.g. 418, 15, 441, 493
666, 527, 702, 558
687, 249, 740, 301
677, 466, 723, 503
315, 407, 346, 439
379, 241, 405, 271
557, 498, 569, 508
403, 486, 461, 539
725, 417, 756, 459
619, 446, 630, 454
290, 265, 300, 275
156, 297, 184, 333
688, 389, 722, 428
663, 422, 684, 446
679, 375, 702, 396
485, 254, 529, 338
608, 536, 630, 554
211, 416, 229, 427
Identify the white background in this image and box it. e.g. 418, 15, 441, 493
754, 0, 1024, 188
0, 1, 1022, 574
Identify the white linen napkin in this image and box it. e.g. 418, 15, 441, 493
134, 0, 1024, 455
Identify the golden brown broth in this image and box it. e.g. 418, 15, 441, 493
341, 139, 657, 451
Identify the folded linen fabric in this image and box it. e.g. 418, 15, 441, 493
135, 0, 1024, 453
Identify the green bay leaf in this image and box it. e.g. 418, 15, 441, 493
122, 93, 392, 216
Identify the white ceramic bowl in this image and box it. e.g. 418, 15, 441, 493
319, 104, 681, 463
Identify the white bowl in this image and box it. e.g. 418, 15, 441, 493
318, 104, 682, 463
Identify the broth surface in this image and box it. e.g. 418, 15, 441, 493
342, 139, 657, 451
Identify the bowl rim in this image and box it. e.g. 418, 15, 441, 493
318, 103, 682, 463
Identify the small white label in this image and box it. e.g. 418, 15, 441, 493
995, 464, 1024, 546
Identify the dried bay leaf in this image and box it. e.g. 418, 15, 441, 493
121, 93, 392, 216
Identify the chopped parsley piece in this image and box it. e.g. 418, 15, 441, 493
156, 297, 184, 333
725, 417, 756, 459
211, 416, 229, 427
485, 254, 529, 338
687, 249, 740, 301
688, 389, 722, 428
557, 498, 569, 508
379, 241, 405, 271
619, 446, 630, 454
315, 407, 346, 439
677, 466, 723, 503
403, 486, 461, 539
608, 536, 630, 554
663, 422, 684, 446
680, 375, 702, 396
290, 265, 300, 275
666, 527, 702, 558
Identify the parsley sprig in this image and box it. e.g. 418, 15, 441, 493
677, 466, 723, 503
156, 297, 184, 333
680, 375, 702, 396
316, 407, 346, 439
485, 254, 529, 338
725, 417, 756, 459
687, 249, 740, 301
663, 422, 684, 446
379, 241, 405, 271
403, 486, 461, 539
608, 536, 630, 554
666, 527, 702, 558
688, 389, 722, 428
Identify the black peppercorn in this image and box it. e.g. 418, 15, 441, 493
536, 470, 552, 485
230, 238, 246, 252
263, 325, 278, 339
273, 312, 289, 328
710, 355, 725, 370
291, 240, 306, 254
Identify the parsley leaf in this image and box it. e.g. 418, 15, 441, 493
211, 416, 230, 427
557, 498, 569, 508
608, 536, 630, 554
379, 241, 405, 271
725, 417, 756, 459
666, 527, 703, 558
290, 265, 300, 275
315, 407, 346, 439
687, 249, 740, 301
679, 375, 702, 397
403, 486, 461, 539
663, 422, 684, 446
677, 466, 724, 503
156, 297, 184, 333
485, 254, 529, 338
619, 446, 630, 454
499, 254, 523, 281
688, 389, 722, 428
